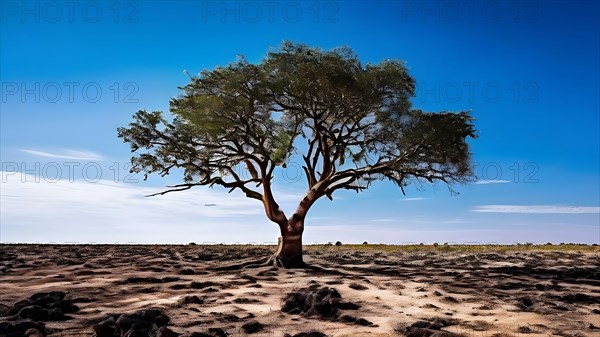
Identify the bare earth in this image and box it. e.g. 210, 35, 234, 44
1, 244, 599, 337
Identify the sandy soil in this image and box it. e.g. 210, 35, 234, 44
1, 244, 599, 337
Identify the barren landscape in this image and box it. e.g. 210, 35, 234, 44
1, 244, 599, 337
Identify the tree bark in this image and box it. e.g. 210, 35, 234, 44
275, 214, 305, 268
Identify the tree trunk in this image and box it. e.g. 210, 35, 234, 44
275, 214, 305, 268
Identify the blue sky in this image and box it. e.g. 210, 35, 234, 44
1, 0, 598, 244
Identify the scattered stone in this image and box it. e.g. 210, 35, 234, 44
207, 327, 228, 337
442, 296, 458, 304
284, 333, 327, 337
179, 269, 195, 275
92, 309, 171, 337
397, 320, 461, 337
0, 320, 46, 337
190, 281, 216, 289
281, 287, 361, 321
433, 291, 443, 297
534, 284, 545, 291
3, 292, 78, 322
241, 321, 264, 333
520, 297, 533, 308
517, 326, 532, 333
348, 283, 368, 291
233, 298, 260, 304
156, 327, 180, 337
340, 315, 374, 326
178, 295, 204, 305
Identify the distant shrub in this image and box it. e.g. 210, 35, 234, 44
433, 242, 439, 247
189, 242, 196, 246
335, 241, 342, 246
363, 241, 368, 245
546, 242, 552, 245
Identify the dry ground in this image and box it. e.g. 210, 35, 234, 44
1, 244, 599, 336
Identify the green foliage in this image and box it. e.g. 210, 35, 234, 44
118, 41, 476, 205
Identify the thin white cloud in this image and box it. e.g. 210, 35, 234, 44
472, 205, 600, 214
473, 180, 511, 185
401, 197, 427, 201
369, 218, 394, 222
21, 149, 104, 161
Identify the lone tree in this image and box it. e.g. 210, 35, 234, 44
118, 42, 476, 268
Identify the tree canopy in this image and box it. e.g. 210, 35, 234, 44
118, 41, 476, 230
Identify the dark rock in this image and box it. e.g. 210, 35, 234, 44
517, 326, 532, 333
433, 291, 443, 296
187, 333, 214, 337
329, 298, 360, 310
281, 287, 360, 320
442, 296, 458, 303
156, 326, 180, 337
190, 281, 216, 289
400, 320, 460, 337
340, 315, 373, 326
101, 309, 171, 337
411, 321, 437, 329
520, 297, 533, 307
534, 284, 545, 291
178, 295, 204, 305
284, 333, 327, 337
126, 277, 162, 283
356, 318, 373, 326
25, 328, 45, 336
6, 300, 31, 315
220, 314, 240, 322
29, 292, 65, 306
116, 315, 150, 333
561, 293, 595, 303
241, 321, 264, 333
233, 298, 259, 304
124, 330, 148, 337
348, 283, 368, 291
93, 317, 118, 337
207, 327, 228, 337
18, 305, 50, 321
179, 269, 195, 275
0, 320, 46, 337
